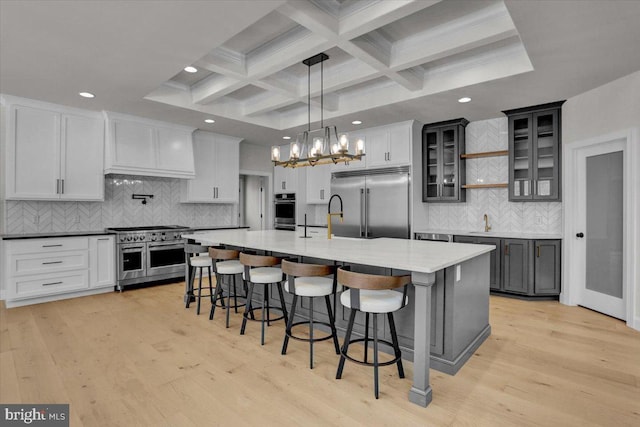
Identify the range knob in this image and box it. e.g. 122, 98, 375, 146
150, 234, 157, 241
161, 233, 166, 241
126, 235, 132, 242
120, 236, 126, 242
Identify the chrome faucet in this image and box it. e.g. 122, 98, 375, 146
484, 213, 491, 232
327, 194, 344, 239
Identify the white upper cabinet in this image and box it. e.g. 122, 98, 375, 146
3, 95, 104, 201
365, 123, 411, 168
274, 144, 298, 194
306, 164, 331, 204
181, 130, 241, 203
104, 112, 195, 178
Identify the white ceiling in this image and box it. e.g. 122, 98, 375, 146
2, 0, 640, 147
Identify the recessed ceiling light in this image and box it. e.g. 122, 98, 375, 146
204, 119, 215, 124
184, 66, 198, 73
79, 92, 95, 98
282, 136, 291, 140
458, 97, 471, 103
351, 120, 362, 125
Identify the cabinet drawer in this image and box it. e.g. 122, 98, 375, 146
9, 270, 90, 299
7, 237, 89, 254
10, 250, 88, 276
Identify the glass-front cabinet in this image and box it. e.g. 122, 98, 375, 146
422, 118, 468, 202
504, 101, 564, 201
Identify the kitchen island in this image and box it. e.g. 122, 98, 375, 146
183, 229, 493, 408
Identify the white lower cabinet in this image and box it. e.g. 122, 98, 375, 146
90, 236, 115, 289
3, 235, 115, 307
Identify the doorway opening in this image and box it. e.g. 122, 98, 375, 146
239, 173, 269, 231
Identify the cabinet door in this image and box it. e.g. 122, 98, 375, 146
365, 131, 388, 168
184, 132, 217, 202
306, 165, 330, 204
90, 236, 115, 288
422, 129, 439, 201
534, 240, 561, 295
387, 125, 411, 166
111, 119, 156, 169
440, 125, 460, 201
273, 144, 298, 194
213, 138, 240, 203
156, 127, 195, 173
532, 110, 560, 200
503, 239, 530, 294
7, 105, 60, 199
476, 237, 502, 291
60, 114, 104, 200
509, 113, 534, 201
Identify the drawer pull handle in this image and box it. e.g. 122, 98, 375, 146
42, 261, 63, 265
42, 244, 63, 248
98, 238, 110, 241
42, 281, 63, 286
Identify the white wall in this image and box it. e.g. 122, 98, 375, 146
562, 70, 640, 328
240, 142, 272, 173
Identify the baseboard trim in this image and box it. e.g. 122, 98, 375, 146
4, 287, 114, 308
429, 324, 492, 375
632, 316, 640, 332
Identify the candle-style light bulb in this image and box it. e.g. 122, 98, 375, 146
271, 146, 280, 161
339, 133, 349, 151
356, 138, 365, 155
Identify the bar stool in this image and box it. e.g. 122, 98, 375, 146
208, 246, 245, 328
184, 244, 214, 315
280, 259, 341, 369
335, 266, 410, 399
239, 253, 289, 345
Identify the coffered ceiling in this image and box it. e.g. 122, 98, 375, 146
147, 0, 533, 131
1, 0, 640, 146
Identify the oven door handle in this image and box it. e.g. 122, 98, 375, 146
148, 243, 184, 251
122, 246, 145, 252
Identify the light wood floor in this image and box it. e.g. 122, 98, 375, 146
1, 282, 639, 426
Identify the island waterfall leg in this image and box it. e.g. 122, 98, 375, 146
409, 271, 435, 407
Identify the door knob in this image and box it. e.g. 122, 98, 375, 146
576, 232, 584, 238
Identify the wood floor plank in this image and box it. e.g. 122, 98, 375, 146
1, 283, 639, 426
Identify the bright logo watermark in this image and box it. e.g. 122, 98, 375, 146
1, 404, 69, 426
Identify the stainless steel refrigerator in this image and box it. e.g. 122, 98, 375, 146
330, 166, 410, 239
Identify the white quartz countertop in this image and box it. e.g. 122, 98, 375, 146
414, 229, 563, 240
182, 230, 494, 274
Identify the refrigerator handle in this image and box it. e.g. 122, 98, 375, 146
365, 188, 370, 238
360, 188, 365, 237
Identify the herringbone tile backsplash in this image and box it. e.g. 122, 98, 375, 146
4, 175, 237, 234
424, 117, 562, 234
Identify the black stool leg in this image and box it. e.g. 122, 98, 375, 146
281, 294, 297, 355
265, 285, 271, 326
364, 312, 370, 363
261, 284, 267, 345
208, 266, 214, 305
276, 282, 289, 325
186, 266, 195, 308
196, 267, 203, 315
225, 275, 231, 328
387, 312, 405, 378
309, 297, 314, 369
373, 313, 379, 399
240, 282, 254, 335
336, 309, 357, 379
324, 295, 340, 355
233, 274, 239, 313
209, 272, 222, 320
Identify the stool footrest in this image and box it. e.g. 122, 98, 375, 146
242, 306, 286, 323
340, 337, 401, 367
286, 320, 336, 343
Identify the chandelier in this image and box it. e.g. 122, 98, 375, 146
271, 53, 365, 168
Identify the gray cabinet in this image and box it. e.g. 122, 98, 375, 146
454, 236, 561, 297
504, 101, 565, 202
454, 236, 501, 291
422, 118, 468, 202
534, 240, 561, 295
503, 239, 530, 294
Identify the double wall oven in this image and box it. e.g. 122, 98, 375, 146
107, 225, 190, 291
274, 193, 296, 230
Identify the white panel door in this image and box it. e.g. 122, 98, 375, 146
575, 140, 626, 319
365, 131, 389, 168
60, 114, 104, 200
306, 164, 330, 204
8, 105, 60, 199
111, 119, 156, 168
156, 127, 195, 173
214, 138, 239, 203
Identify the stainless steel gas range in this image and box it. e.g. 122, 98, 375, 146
106, 225, 190, 291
